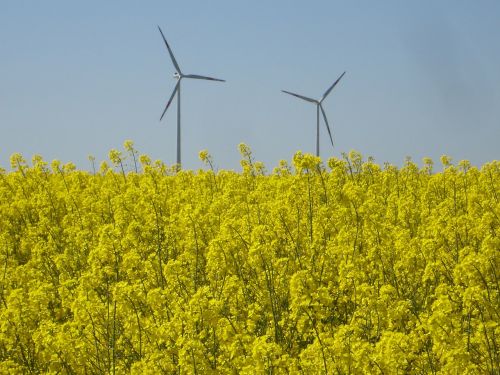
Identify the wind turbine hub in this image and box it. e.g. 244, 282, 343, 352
173, 72, 181, 79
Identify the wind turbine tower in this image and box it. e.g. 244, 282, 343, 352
282, 72, 346, 156
158, 26, 225, 166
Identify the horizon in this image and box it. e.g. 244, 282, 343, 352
4, 141, 494, 174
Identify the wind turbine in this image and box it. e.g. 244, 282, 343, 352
282, 71, 346, 157
157, 26, 225, 166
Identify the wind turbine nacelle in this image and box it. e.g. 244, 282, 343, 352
173, 72, 181, 79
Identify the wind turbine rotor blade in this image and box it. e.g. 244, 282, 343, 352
157, 26, 182, 74
184, 74, 225, 82
321, 71, 346, 103
281, 90, 317, 103
160, 81, 180, 121
319, 104, 334, 148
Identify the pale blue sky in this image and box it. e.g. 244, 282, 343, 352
1, 1, 499, 170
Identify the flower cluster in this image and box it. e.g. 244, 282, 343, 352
0, 146, 498, 374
